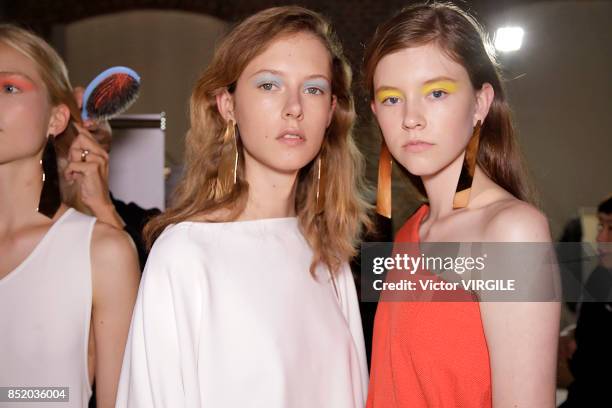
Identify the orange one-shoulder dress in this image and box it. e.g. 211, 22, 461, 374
366, 204, 492, 408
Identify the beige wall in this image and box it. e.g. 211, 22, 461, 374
61, 10, 228, 165
495, 0, 612, 237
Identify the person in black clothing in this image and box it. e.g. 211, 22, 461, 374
560, 194, 612, 407
351, 212, 393, 367
110, 192, 160, 270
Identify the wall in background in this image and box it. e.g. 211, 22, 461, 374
494, 0, 612, 237
61, 10, 228, 166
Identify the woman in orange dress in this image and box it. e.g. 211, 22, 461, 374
363, 3, 559, 407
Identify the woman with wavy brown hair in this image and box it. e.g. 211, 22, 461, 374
116, 6, 370, 407
363, 3, 559, 407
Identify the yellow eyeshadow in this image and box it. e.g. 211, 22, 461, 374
375, 89, 404, 103
421, 81, 458, 95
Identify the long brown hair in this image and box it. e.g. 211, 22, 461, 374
363, 2, 534, 203
145, 6, 372, 274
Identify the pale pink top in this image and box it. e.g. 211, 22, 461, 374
0, 208, 96, 408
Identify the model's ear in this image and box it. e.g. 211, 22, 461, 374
216, 88, 236, 122
370, 100, 378, 116
47, 104, 71, 136
474, 83, 494, 125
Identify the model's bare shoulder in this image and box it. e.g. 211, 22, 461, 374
91, 221, 138, 265
90, 221, 140, 290
484, 199, 551, 242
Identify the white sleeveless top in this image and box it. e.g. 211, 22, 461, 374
0, 208, 96, 408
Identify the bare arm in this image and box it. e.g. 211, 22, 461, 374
481, 204, 560, 407
90, 222, 140, 407
64, 122, 125, 230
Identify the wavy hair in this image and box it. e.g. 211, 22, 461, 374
145, 6, 372, 274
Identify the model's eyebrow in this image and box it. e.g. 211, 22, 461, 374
303, 74, 331, 82
250, 69, 284, 79
373, 86, 403, 93
0, 71, 36, 83
249, 69, 331, 82
422, 76, 458, 85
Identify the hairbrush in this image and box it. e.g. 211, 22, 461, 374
81, 66, 141, 121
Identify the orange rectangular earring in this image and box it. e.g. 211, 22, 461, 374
376, 140, 392, 219
453, 120, 482, 209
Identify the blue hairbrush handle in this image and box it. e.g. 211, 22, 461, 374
81, 66, 141, 120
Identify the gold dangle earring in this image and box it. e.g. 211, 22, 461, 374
453, 120, 482, 209
37, 135, 61, 218
376, 140, 392, 219
214, 119, 238, 199
315, 151, 326, 214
